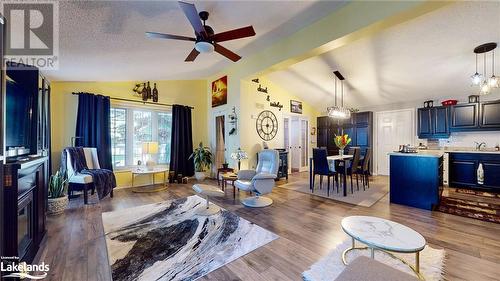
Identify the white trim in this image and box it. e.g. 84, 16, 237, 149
374, 108, 416, 175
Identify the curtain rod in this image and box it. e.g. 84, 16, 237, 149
71, 93, 194, 109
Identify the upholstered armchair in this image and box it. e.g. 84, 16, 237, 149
65, 147, 102, 204
234, 149, 279, 207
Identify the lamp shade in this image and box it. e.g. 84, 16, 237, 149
142, 142, 159, 154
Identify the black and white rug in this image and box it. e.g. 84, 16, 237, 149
102, 195, 278, 281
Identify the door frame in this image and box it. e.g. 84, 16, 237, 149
284, 114, 310, 173
374, 108, 416, 175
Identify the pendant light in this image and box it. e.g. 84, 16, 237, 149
480, 53, 490, 95
488, 50, 499, 88
471, 54, 482, 85
471, 42, 498, 95
327, 71, 350, 119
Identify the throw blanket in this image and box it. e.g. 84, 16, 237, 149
61, 147, 116, 200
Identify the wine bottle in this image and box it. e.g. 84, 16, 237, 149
152, 83, 159, 102
141, 83, 148, 101
146, 81, 152, 100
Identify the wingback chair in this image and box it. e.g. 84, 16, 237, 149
65, 147, 108, 204
234, 149, 279, 207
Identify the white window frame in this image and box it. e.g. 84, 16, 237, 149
111, 102, 172, 170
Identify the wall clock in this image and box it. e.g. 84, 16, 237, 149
256, 110, 278, 141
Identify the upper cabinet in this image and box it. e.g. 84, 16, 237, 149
449, 100, 500, 131
480, 101, 500, 128
450, 103, 479, 130
417, 106, 449, 139
418, 100, 500, 138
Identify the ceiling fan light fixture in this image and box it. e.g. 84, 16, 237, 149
194, 41, 214, 53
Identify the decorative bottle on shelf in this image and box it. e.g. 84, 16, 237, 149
141, 83, 148, 101
477, 163, 484, 185
152, 83, 159, 102
146, 81, 152, 100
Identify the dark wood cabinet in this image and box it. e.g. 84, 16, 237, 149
450, 103, 479, 130
317, 112, 373, 159
448, 152, 500, 192
417, 106, 449, 138
417, 108, 433, 138
480, 101, 500, 128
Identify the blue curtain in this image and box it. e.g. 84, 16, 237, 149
169, 105, 194, 177
74, 93, 113, 170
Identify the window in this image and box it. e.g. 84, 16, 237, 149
110, 105, 172, 168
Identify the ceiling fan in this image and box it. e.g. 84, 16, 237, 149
146, 1, 256, 62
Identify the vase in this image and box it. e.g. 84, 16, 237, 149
339, 149, 344, 157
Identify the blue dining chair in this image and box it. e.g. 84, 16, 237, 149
312, 148, 337, 196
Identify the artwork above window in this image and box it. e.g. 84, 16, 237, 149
110, 105, 172, 168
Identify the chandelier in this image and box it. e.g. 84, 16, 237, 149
328, 71, 351, 119
471, 42, 499, 95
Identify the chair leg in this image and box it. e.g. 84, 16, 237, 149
319, 175, 323, 190
356, 173, 359, 191
336, 174, 339, 193
327, 176, 330, 197
110, 188, 114, 198
367, 173, 370, 188
350, 174, 353, 194
312, 174, 315, 192
83, 185, 88, 205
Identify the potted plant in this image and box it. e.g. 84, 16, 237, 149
334, 134, 352, 156
222, 158, 229, 169
189, 142, 213, 181
47, 170, 69, 215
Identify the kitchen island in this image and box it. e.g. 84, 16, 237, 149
389, 152, 443, 210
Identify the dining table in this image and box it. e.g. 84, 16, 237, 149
309, 154, 354, 197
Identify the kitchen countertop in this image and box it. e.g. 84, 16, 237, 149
388, 152, 443, 158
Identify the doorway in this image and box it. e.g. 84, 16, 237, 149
214, 115, 225, 173
375, 109, 415, 175
285, 116, 309, 173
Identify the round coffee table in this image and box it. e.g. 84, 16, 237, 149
341, 216, 426, 280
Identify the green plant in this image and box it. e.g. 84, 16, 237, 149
189, 142, 213, 172
49, 170, 68, 199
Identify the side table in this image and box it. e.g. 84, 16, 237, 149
217, 167, 234, 186
221, 173, 238, 199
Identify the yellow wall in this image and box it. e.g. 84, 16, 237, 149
50, 80, 208, 187
239, 77, 320, 169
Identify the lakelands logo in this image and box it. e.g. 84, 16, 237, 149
1, 259, 49, 280
1, 0, 59, 70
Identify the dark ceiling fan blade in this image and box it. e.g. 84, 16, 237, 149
145, 32, 196, 41
185, 48, 200, 62
214, 43, 241, 62
178, 1, 207, 38
212, 26, 256, 42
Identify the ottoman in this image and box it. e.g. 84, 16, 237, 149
192, 184, 225, 216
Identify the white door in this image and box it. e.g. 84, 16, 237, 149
290, 117, 309, 172
376, 109, 414, 175
283, 117, 292, 174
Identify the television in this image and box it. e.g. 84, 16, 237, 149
5, 74, 37, 156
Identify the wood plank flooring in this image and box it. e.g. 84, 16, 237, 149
38, 173, 500, 281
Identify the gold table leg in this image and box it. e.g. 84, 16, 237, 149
341, 239, 425, 280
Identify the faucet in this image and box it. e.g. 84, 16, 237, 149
474, 142, 486, 151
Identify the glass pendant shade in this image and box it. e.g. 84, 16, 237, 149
480, 80, 491, 95
328, 106, 351, 119
488, 75, 499, 88
471, 72, 483, 85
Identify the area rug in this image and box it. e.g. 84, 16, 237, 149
438, 197, 500, 224
302, 239, 445, 281
102, 195, 279, 281
280, 180, 388, 207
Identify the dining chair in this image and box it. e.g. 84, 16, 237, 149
335, 147, 361, 193
360, 148, 372, 189
312, 148, 336, 196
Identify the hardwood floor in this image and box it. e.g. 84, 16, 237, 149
39, 172, 500, 281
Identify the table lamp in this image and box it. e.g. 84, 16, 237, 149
231, 148, 248, 171
142, 141, 159, 170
